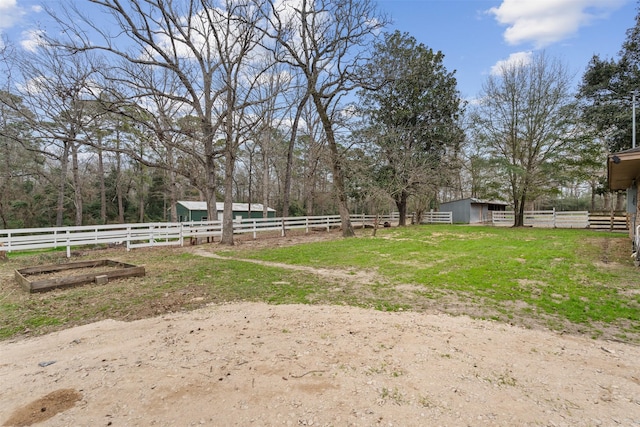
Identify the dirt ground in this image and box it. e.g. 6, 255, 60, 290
1, 305, 640, 426
2, 231, 640, 426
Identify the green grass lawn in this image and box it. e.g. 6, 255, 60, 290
220, 226, 640, 340
1, 225, 639, 342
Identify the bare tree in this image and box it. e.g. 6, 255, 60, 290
299, 101, 328, 216
0, 89, 45, 228
280, 75, 309, 220
245, 61, 293, 217
262, 0, 387, 237
471, 52, 577, 226
206, 1, 273, 244
49, 0, 273, 243
5, 44, 102, 226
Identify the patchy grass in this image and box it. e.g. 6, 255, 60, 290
1, 225, 639, 343
221, 226, 640, 340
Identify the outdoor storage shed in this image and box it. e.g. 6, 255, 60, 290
439, 198, 509, 224
176, 201, 276, 222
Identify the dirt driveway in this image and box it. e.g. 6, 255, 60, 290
2, 301, 640, 426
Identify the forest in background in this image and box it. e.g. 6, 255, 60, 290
0, 0, 639, 238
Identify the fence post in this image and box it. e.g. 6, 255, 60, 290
610, 210, 615, 231
66, 229, 70, 258
126, 226, 131, 252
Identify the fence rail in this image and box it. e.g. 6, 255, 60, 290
587, 213, 630, 231
491, 210, 631, 230
492, 210, 590, 228
0, 214, 408, 257
4, 210, 619, 257
419, 211, 453, 224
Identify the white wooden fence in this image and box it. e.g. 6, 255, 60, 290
420, 211, 453, 224
0, 214, 411, 257
492, 210, 589, 228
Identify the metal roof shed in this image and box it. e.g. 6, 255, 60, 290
439, 198, 509, 224
176, 201, 276, 222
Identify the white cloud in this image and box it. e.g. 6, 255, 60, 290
20, 29, 45, 52
0, 0, 25, 29
488, 0, 627, 48
490, 51, 533, 76
17, 75, 49, 95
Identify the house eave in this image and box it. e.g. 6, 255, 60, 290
607, 148, 640, 191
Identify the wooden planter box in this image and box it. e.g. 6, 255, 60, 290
15, 259, 145, 293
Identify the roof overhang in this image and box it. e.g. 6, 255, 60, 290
607, 147, 640, 191
176, 201, 276, 212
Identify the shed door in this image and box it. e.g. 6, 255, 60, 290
469, 205, 483, 223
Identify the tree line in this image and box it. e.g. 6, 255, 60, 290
0, 0, 638, 239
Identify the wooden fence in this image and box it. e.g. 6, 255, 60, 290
0, 214, 407, 257
4, 210, 624, 258
492, 210, 631, 230
419, 211, 453, 224
492, 211, 590, 228
587, 212, 630, 231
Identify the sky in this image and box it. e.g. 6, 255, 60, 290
379, 0, 636, 99
0, 0, 637, 100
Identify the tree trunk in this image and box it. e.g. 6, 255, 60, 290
303, 145, 320, 216
113, 127, 125, 224
138, 178, 145, 222
116, 182, 124, 223
604, 192, 611, 211
282, 94, 309, 221
311, 94, 354, 237
115, 148, 125, 224
97, 144, 106, 224
221, 87, 237, 245
262, 137, 270, 218
138, 160, 145, 223
0, 200, 7, 229
167, 146, 178, 222
71, 143, 83, 226
515, 192, 526, 227
247, 147, 253, 215
205, 136, 218, 223
221, 144, 236, 245
395, 190, 408, 226
615, 191, 624, 211
56, 142, 70, 227
305, 184, 315, 216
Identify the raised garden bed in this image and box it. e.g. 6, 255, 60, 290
15, 259, 145, 293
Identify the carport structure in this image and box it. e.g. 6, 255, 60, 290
607, 147, 640, 261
